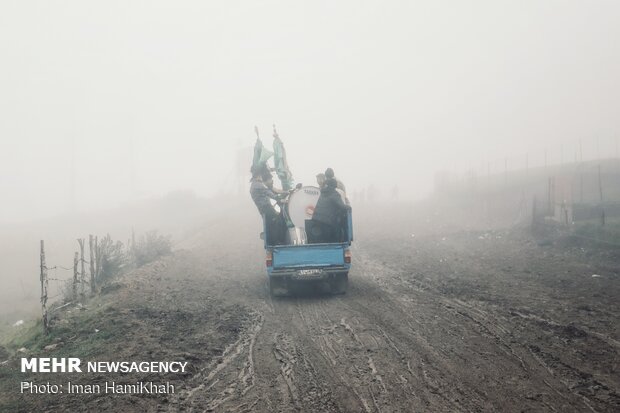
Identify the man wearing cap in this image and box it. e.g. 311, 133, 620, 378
324, 167, 349, 205
310, 177, 351, 243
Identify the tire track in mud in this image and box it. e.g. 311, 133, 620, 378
354, 238, 620, 412
177, 226, 618, 412
262, 298, 356, 412
184, 250, 486, 412
182, 223, 444, 411
289, 302, 380, 412
341, 255, 536, 411
322, 255, 472, 408
271, 285, 459, 412
331, 278, 483, 412
272, 333, 301, 409
168, 311, 264, 412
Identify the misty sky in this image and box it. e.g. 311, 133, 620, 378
1, 1, 619, 223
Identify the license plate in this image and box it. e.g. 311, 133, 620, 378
295, 269, 324, 278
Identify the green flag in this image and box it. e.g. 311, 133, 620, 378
272, 126, 294, 190
252, 126, 273, 169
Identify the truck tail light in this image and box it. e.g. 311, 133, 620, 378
344, 249, 352, 264
266, 251, 273, 267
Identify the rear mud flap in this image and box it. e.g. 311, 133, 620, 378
329, 273, 348, 295
269, 277, 289, 297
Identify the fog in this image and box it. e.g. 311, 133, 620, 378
3, 4, 620, 408
1, 2, 620, 319
1, 0, 618, 223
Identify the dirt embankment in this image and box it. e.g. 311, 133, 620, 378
1, 203, 619, 412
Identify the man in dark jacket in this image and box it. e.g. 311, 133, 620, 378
310, 178, 350, 243
250, 166, 286, 245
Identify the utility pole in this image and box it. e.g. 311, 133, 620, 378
548, 177, 552, 216
487, 161, 490, 189
130, 135, 136, 200
598, 164, 603, 201
70, 136, 76, 213
525, 153, 529, 176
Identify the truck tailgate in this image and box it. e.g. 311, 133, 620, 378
272, 244, 346, 268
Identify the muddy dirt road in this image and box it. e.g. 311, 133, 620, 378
3, 205, 619, 412
163, 207, 619, 413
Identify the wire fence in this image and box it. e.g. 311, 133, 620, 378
36, 230, 172, 335
433, 148, 620, 234
39, 234, 133, 335
457, 136, 620, 180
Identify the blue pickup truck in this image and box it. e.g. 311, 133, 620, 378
263, 200, 353, 296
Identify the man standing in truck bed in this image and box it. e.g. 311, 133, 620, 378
250, 165, 286, 245
311, 177, 351, 243
323, 167, 349, 205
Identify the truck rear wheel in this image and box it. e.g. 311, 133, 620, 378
330, 273, 348, 295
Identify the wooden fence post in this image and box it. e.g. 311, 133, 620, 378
131, 227, 136, 266
73, 252, 79, 301
78, 239, 85, 300
95, 236, 100, 283
40, 240, 49, 335
89, 235, 96, 294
